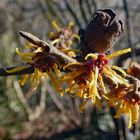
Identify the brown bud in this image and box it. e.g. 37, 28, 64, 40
80, 9, 124, 56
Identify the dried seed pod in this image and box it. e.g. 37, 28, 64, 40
79, 9, 124, 56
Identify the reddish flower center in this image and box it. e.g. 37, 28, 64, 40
86, 54, 108, 73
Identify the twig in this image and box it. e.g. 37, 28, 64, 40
14, 79, 47, 121
55, 1, 69, 24
46, 84, 65, 112
79, 0, 88, 25
36, 0, 49, 23
121, 116, 128, 140
19, 31, 77, 63
91, 0, 97, 12
46, 84, 80, 127
85, 0, 92, 17
13, 80, 34, 121
122, 0, 136, 61
110, 107, 121, 140
0, 31, 77, 76
32, 78, 46, 120
45, 0, 64, 24
63, 0, 82, 28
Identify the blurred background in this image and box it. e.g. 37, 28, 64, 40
0, 0, 140, 140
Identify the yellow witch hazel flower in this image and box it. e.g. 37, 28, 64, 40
6, 22, 80, 95
62, 48, 132, 112
62, 47, 140, 128
108, 84, 140, 128
6, 42, 63, 95
62, 48, 131, 105
49, 21, 80, 57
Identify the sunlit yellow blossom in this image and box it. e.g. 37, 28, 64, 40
61, 48, 131, 112
108, 85, 139, 128
6, 22, 81, 96
49, 21, 80, 57
6, 42, 63, 95
114, 101, 139, 128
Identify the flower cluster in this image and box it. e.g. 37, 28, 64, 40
6, 22, 80, 95
6, 22, 140, 128
49, 21, 80, 57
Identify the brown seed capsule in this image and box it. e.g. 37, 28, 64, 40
79, 9, 124, 57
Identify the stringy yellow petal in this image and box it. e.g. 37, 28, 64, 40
96, 98, 102, 111
63, 62, 83, 70
93, 67, 100, 99
68, 22, 74, 29
104, 67, 129, 87
89, 71, 95, 98
77, 89, 83, 98
92, 96, 96, 104
85, 53, 98, 60
53, 64, 61, 81
130, 104, 139, 125
19, 74, 29, 86
30, 68, 38, 82
16, 48, 34, 63
110, 65, 127, 76
124, 102, 129, 114
62, 69, 84, 82
98, 74, 106, 94
88, 68, 100, 100
80, 100, 89, 113
48, 69, 64, 96
52, 21, 60, 31
128, 108, 132, 128
34, 47, 43, 53
51, 39, 60, 45
16, 48, 35, 57
25, 42, 36, 48
30, 68, 42, 91
5, 65, 30, 73
107, 48, 131, 59
72, 34, 80, 42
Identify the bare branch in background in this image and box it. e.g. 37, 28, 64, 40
46, 84, 65, 112
19, 31, 77, 63
32, 78, 46, 120
45, 1, 65, 25
110, 108, 121, 140
122, 0, 136, 61
79, 0, 88, 25
36, 0, 49, 23
117, 0, 137, 67
85, 0, 93, 18
63, 0, 82, 28
14, 79, 46, 121
91, 0, 97, 12
52, 0, 69, 25
46, 84, 81, 127
13, 80, 33, 121
121, 116, 128, 140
